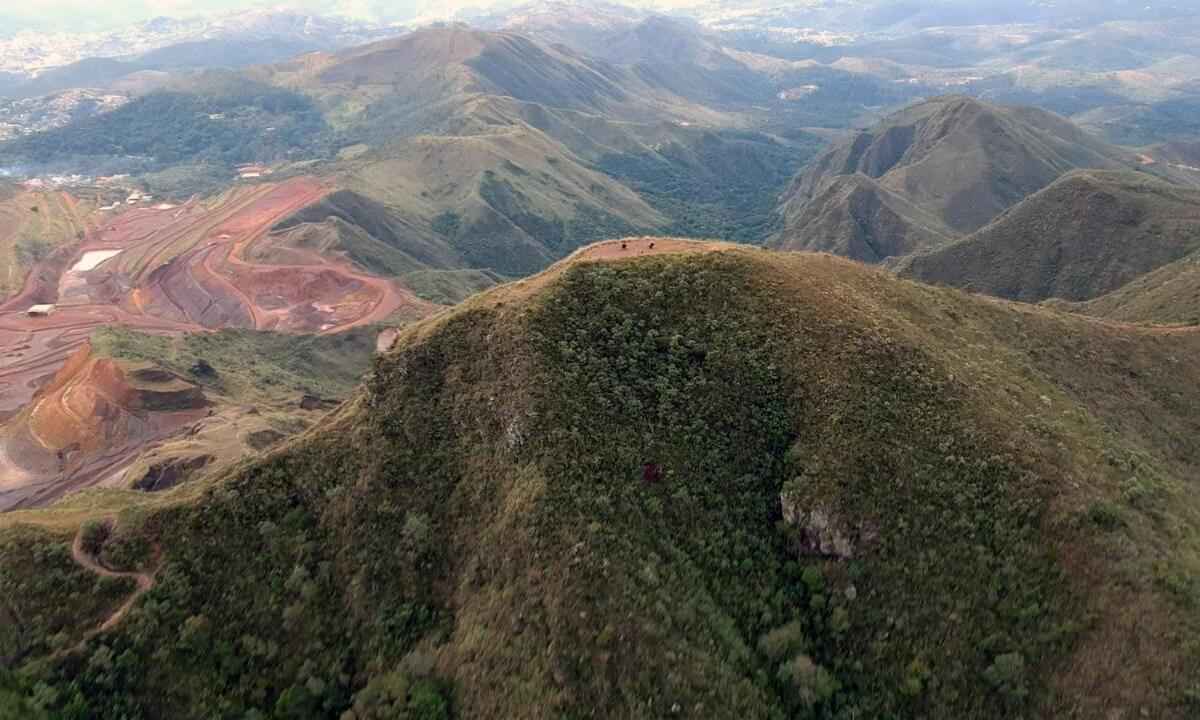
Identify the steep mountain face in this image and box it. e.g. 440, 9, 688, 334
771, 173, 958, 263
2, 244, 1199, 719
896, 171, 1200, 303
770, 96, 1139, 261
266, 26, 703, 133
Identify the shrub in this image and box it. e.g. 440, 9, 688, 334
758, 621, 807, 662
1085, 501, 1124, 530
777, 654, 838, 710
79, 521, 110, 557
984, 652, 1028, 704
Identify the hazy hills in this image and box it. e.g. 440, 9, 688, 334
0, 24, 827, 280
3, 244, 1198, 718
0, 10, 403, 96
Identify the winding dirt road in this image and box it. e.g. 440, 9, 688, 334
70, 520, 157, 635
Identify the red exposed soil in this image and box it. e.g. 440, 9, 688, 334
0, 177, 436, 510
1, 343, 207, 510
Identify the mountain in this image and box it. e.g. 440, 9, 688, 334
2, 243, 1199, 718
260, 25, 725, 131
770, 96, 1140, 262
896, 170, 1200, 303
471, 6, 926, 116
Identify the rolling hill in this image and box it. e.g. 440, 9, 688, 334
896, 170, 1200, 303
1, 242, 1198, 718
770, 96, 1141, 262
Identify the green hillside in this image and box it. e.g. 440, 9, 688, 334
0, 80, 330, 171
2, 245, 1198, 719
770, 96, 1142, 262
896, 171, 1200, 302
770, 173, 959, 262
1050, 253, 1200, 325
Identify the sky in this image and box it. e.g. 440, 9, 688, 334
0, 0, 700, 33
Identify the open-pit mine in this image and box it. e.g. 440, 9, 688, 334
0, 177, 435, 510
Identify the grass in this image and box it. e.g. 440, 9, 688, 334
1, 245, 1198, 718
90, 326, 378, 404
1053, 251, 1200, 324
399, 269, 507, 306
899, 170, 1200, 304
0, 188, 92, 299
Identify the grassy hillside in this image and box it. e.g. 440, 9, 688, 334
91, 326, 378, 404
2, 245, 1198, 719
0, 186, 95, 300
0, 79, 331, 173
897, 171, 1200, 302
339, 126, 665, 276
771, 173, 959, 262
1050, 253, 1200, 325
770, 96, 1141, 262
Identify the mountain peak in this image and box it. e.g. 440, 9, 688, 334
772, 94, 1137, 260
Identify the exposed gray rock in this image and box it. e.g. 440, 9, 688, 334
780, 490, 859, 559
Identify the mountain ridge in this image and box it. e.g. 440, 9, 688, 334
896, 169, 1200, 304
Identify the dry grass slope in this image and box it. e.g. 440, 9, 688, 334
897, 170, 1200, 303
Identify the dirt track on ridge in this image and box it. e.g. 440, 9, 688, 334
70, 519, 157, 635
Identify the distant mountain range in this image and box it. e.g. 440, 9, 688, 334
0, 9, 403, 90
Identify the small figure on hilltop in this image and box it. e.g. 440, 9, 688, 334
649, 241, 656, 250
621, 241, 627, 250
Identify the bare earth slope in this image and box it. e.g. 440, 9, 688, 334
0, 177, 437, 510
